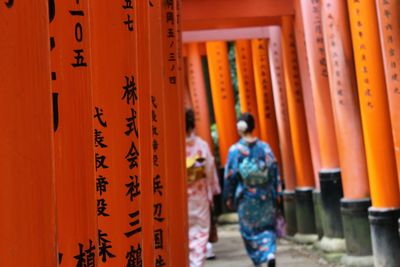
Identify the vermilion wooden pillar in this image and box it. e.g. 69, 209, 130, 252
298, 0, 339, 170
163, 0, 189, 266
298, 0, 344, 246
281, 16, 317, 240
321, 0, 372, 262
137, 1, 155, 266
347, 0, 400, 209
187, 43, 214, 149
268, 27, 298, 236
293, 8, 322, 191
148, 0, 169, 265
89, 2, 142, 265
49, 1, 98, 265
293, 0, 324, 239
235, 40, 261, 137
206, 41, 239, 165
251, 39, 282, 167
281, 16, 315, 190
348, 1, 400, 265
0, 2, 57, 266
376, 0, 400, 191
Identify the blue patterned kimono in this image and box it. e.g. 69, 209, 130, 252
223, 138, 279, 265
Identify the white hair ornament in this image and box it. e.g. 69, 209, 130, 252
237, 120, 248, 133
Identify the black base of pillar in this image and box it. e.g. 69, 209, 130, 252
283, 190, 297, 236
341, 198, 372, 256
319, 169, 344, 238
313, 190, 324, 238
369, 208, 400, 266
295, 187, 316, 234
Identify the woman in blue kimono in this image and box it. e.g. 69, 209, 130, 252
224, 112, 279, 267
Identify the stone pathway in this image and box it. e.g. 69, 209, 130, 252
206, 224, 341, 267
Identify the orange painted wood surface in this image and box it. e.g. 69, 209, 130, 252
347, 0, 400, 208
0, 1, 57, 266
293, 6, 322, 189
235, 40, 261, 138
137, 1, 155, 265
182, 0, 293, 30
148, 0, 170, 265
163, 0, 189, 265
89, 2, 143, 265
281, 16, 315, 188
206, 41, 239, 165
376, 0, 400, 191
251, 39, 282, 172
49, 0, 98, 265
268, 27, 297, 191
321, 0, 370, 200
187, 43, 215, 150
298, 0, 339, 170
184, 78, 194, 109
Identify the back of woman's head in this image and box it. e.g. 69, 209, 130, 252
237, 112, 255, 134
185, 108, 196, 134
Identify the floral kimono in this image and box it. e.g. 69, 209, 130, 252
186, 133, 221, 267
224, 138, 279, 266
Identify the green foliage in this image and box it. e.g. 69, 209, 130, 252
228, 42, 241, 118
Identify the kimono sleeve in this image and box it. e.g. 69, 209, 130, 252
205, 142, 221, 200
223, 145, 239, 202
263, 143, 282, 198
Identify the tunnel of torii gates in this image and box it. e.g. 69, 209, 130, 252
2, 0, 400, 266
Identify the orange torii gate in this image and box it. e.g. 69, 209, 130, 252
89, 2, 145, 266
251, 38, 282, 172
163, 1, 189, 266
320, 0, 373, 264
206, 41, 239, 165
149, 1, 170, 265
348, 1, 400, 265
137, 1, 156, 265
186, 43, 215, 150
49, 1, 98, 266
297, 0, 344, 251
268, 27, 298, 236
281, 16, 317, 242
235, 39, 261, 137
376, 0, 400, 193
0, 2, 58, 266
292, 4, 324, 238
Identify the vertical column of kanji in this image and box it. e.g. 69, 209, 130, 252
49, 0, 98, 265
376, 0, 400, 192
162, 0, 189, 265
187, 43, 214, 150
293, 3, 322, 188
347, 1, 400, 265
0, 1, 57, 266
235, 40, 261, 138
251, 38, 283, 176
281, 16, 318, 241
293, 4, 324, 238
89, 1, 143, 266
268, 27, 298, 236
298, 0, 344, 249
206, 42, 239, 165
137, 1, 154, 266
320, 0, 373, 263
148, 0, 169, 266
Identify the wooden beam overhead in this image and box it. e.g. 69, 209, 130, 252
182, 0, 294, 30
182, 26, 274, 43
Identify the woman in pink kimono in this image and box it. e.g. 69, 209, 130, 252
186, 109, 221, 267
